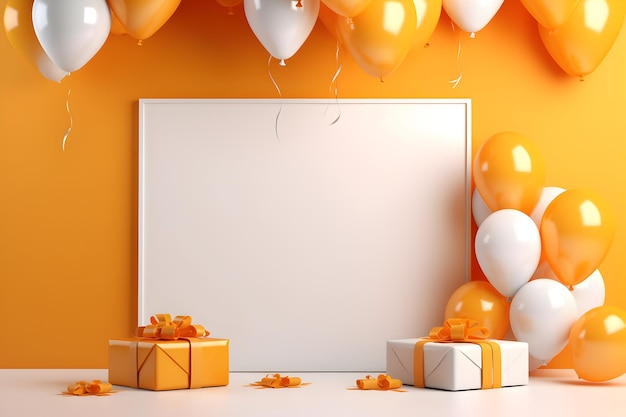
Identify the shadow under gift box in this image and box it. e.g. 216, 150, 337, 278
108, 338, 229, 390
386, 338, 528, 391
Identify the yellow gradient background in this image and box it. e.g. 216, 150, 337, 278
1, 0, 624, 368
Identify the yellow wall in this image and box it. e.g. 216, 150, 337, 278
1, 0, 624, 368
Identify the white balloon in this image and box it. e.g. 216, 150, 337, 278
471, 188, 491, 226
244, 0, 320, 64
504, 322, 550, 371
35, 55, 69, 82
571, 270, 606, 318
510, 279, 578, 362
529, 186, 565, 229
529, 355, 546, 372
532, 262, 605, 319
442, 0, 504, 36
2, 0, 68, 82
475, 209, 541, 298
32, 0, 111, 73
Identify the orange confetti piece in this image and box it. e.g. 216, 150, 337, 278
63, 380, 117, 396
249, 374, 310, 389
351, 374, 405, 392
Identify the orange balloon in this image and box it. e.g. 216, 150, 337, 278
110, 8, 128, 35
3, 0, 68, 82
444, 281, 510, 339
412, 0, 442, 48
569, 305, 626, 382
216, 0, 243, 8
538, 0, 626, 77
540, 188, 615, 288
216, 0, 243, 15
337, 0, 417, 79
322, 0, 374, 17
519, 0, 578, 29
473, 132, 546, 214
107, 0, 181, 41
319, 3, 340, 39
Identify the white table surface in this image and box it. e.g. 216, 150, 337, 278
1, 369, 624, 417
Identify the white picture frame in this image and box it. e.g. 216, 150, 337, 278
138, 98, 471, 371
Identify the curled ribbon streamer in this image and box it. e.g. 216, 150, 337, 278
413, 319, 502, 390
355, 375, 379, 390
62, 87, 73, 151
448, 21, 463, 89
139, 314, 209, 340
64, 380, 115, 396
353, 374, 404, 391
323, 40, 342, 126
268, 54, 283, 141
249, 374, 309, 388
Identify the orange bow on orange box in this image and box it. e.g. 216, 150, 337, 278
414, 318, 502, 389
138, 314, 209, 340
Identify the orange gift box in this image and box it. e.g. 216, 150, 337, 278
108, 337, 229, 391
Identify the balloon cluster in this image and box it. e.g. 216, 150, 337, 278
446, 131, 624, 382
318, 0, 506, 79
521, 0, 626, 78
3, 0, 182, 82
4, 0, 624, 82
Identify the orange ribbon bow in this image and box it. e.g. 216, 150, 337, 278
139, 314, 209, 340
354, 374, 404, 391
249, 374, 309, 388
64, 380, 115, 396
414, 318, 502, 390
428, 318, 490, 341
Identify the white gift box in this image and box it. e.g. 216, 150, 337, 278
386, 338, 529, 391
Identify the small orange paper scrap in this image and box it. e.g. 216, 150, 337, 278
352, 374, 404, 392
63, 380, 117, 396
249, 374, 310, 389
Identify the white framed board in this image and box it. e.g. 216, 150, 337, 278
138, 98, 471, 372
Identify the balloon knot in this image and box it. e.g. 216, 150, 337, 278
568, 285, 574, 291
506, 297, 512, 303
379, 77, 384, 83
279, 59, 286, 67
579, 76, 585, 82
470, 32, 476, 39
424, 43, 430, 48
137, 39, 143, 46
296, 0, 303, 7
227, 7, 234, 15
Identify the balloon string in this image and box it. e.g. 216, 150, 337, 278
62, 87, 73, 151
448, 21, 463, 89
324, 40, 342, 126
268, 54, 282, 141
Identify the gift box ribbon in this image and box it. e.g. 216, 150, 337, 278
413, 318, 502, 389
139, 314, 209, 340
128, 314, 211, 389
